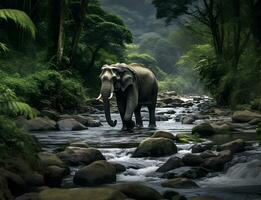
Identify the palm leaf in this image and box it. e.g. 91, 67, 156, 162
0, 9, 36, 38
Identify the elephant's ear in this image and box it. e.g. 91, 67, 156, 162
120, 68, 135, 91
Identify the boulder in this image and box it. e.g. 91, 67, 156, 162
25, 117, 56, 131
248, 118, 261, 125
192, 123, 215, 137
163, 190, 187, 200
0, 169, 27, 196
44, 166, 67, 187
132, 138, 177, 157
181, 116, 195, 124
38, 152, 65, 168
69, 141, 90, 148
232, 110, 261, 123
156, 156, 184, 173
24, 173, 44, 187
161, 178, 199, 189
110, 162, 126, 173
57, 119, 87, 131
15, 193, 39, 200
217, 139, 245, 153
0, 176, 13, 200
73, 161, 116, 186
41, 110, 60, 121
211, 123, 232, 134
162, 166, 209, 179
39, 188, 127, 200
200, 150, 218, 159
113, 182, 163, 200
58, 147, 105, 166
72, 115, 102, 127
182, 154, 204, 166
202, 150, 233, 171
151, 131, 176, 140
188, 196, 222, 200
192, 143, 214, 153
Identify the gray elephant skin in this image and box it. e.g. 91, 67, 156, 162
97, 63, 158, 130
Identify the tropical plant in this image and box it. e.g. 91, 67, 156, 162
0, 8, 36, 52
0, 84, 36, 118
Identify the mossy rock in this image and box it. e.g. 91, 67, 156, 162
39, 188, 127, 200
192, 123, 215, 137
73, 160, 116, 186
132, 138, 177, 157
112, 182, 163, 200
38, 152, 65, 168
176, 134, 204, 143
151, 131, 176, 140
161, 178, 199, 189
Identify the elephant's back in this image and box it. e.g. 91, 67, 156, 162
129, 64, 158, 104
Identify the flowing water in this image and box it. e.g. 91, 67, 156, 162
32, 96, 261, 200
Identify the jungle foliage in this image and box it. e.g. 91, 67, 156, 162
153, 0, 261, 106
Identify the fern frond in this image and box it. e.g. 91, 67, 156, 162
0, 9, 36, 38
0, 42, 9, 52
0, 84, 36, 119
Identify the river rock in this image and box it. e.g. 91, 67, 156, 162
39, 188, 127, 200
57, 119, 87, 131
163, 190, 187, 200
69, 141, 90, 148
0, 176, 13, 200
182, 154, 204, 166
200, 150, 218, 159
25, 117, 56, 131
188, 196, 222, 200
132, 138, 177, 157
110, 162, 126, 173
44, 166, 67, 187
58, 147, 105, 166
113, 182, 163, 200
38, 152, 65, 168
23, 173, 44, 187
161, 178, 199, 189
162, 166, 209, 179
0, 169, 27, 196
217, 139, 245, 153
71, 115, 101, 127
156, 156, 184, 173
192, 143, 214, 153
73, 160, 116, 186
202, 150, 233, 171
248, 118, 261, 125
15, 192, 39, 200
41, 110, 60, 121
181, 116, 195, 124
232, 110, 261, 123
192, 123, 215, 136
151, 131, 176, 140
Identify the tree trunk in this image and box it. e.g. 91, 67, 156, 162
70, 0, 89, 67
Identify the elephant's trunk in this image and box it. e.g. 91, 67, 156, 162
101, 80, 117, 127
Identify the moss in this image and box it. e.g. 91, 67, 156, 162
0, 116, 40, 169
176, 134, 204, 143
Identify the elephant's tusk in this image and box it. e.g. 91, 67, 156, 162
96, 94, 102, 100
108, 92, 114, 100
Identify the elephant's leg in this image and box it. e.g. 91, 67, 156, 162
116, 94, 127, 131
148, 104, 156, 129
124, 87, 138, 130
134, 105, 143, 128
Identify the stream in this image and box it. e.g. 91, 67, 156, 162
32, 96, 261, 200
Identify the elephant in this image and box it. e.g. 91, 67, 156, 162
96, 63, 158, 130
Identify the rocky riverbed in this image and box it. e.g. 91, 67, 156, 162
4, 92, 261, 200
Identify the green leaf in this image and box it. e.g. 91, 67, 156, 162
0, 9, 36, 38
